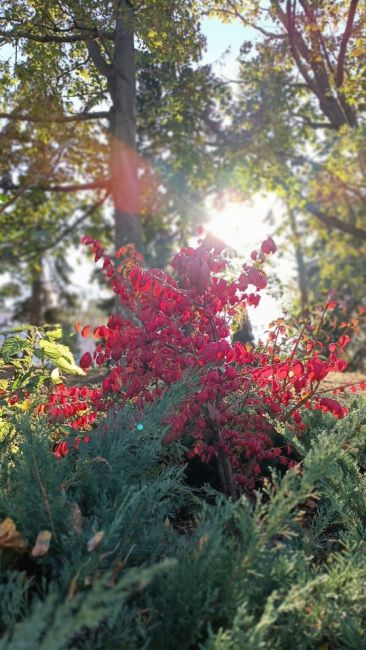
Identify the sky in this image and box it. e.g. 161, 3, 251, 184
201, 16, 247, 75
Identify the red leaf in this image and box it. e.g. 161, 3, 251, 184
80, 353, 92, 371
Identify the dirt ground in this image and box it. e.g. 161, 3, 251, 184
321, 372, 366, 395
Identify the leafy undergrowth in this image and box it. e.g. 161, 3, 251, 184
1, 381, 366, 649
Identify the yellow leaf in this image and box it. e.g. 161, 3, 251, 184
31, 530, 52, 557
51, 368, 61, 384
0, 517, 28, 550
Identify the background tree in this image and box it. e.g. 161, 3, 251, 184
0, 0, 228, 320
207, 1, 366, 325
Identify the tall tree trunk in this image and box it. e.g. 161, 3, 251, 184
289, 209, 308, 312
29, 265, 42, 325
108, 0, 143, 254
232, 310, 255, 345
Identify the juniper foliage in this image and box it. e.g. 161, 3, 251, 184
1, 380, 366, 649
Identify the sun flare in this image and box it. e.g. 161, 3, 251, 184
206, 195, 277, 255
206, 195, 288, 335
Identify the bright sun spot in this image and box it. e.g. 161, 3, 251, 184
206, 195, 290, 336
207, 196, 275, 255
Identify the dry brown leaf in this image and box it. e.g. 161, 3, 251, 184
92, 456, 112, 470
87, 530, 104, 552
66, 576, 79, 601
106, 561, 125, 588
198, 534, 209, 551
0, 517, 28, 550
31, 530, 52, 557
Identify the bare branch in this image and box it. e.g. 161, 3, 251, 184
336, 0, 359, 87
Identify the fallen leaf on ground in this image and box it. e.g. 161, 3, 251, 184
0, 517, 28, 550
31, 530, 52, 557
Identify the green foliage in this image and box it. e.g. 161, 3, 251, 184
0, 323, 84, 386
1, 369, 366, 648
0, 324, 83, 440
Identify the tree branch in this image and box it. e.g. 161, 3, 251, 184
0, 180, 110, 194
298, 0, 335, 74
0, 27, 114, 43
336, 0, 359, 87
289, 111, 337, 130
29, 190, 110, 257
305, 201, 366, 241
281, 0, 319, 96
221, 2, 284, 39
0, 111, 110, 123
87, 40, 113, 78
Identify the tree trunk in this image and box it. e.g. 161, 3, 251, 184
289, 209, 308, 312
319, 94, 357, 130
29, 266, 42, 325
232, 310, 255, 345
217, 447, 237, 499
108, 0, 143, 254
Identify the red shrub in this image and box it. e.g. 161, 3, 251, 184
51, 234, 358, 495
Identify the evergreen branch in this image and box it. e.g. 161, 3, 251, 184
30, 449, 56, 539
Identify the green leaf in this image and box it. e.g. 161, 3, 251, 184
45, 328, 63, 341
55, 356, 85, 376
39, 339, 74, 364
39, 339, 84, 376
50, 368, 61, 384
1, 337, 30, 363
